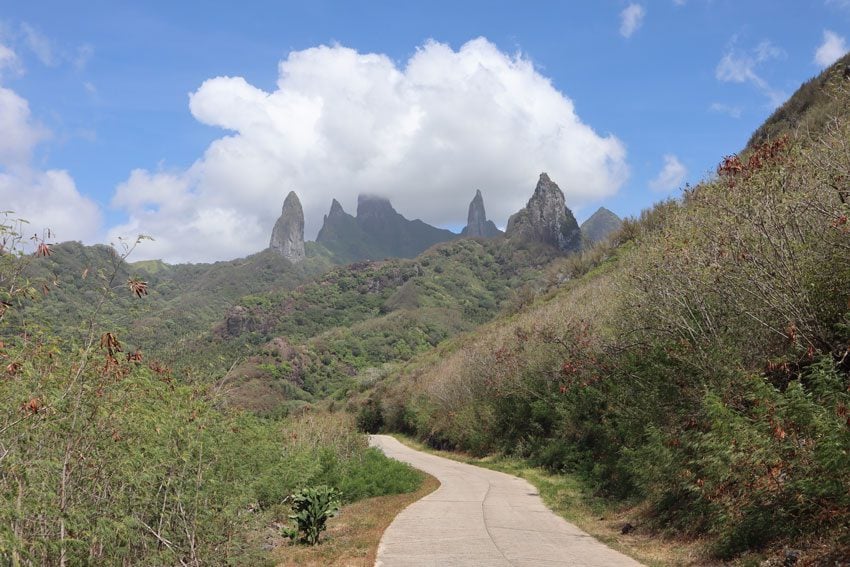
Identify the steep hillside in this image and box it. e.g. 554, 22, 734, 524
747, 51, 850, 149
368, 65, 850, 563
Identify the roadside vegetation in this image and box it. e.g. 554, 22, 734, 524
0, 221, 422, 565
365, 78, 850, 563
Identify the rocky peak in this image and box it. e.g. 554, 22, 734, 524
269, 191, 305, 263
461, 189, 503, 238
505, 173, 581, 253
356, 195, 398, 221
580, 207, 623, 246
328, 198, 345, 218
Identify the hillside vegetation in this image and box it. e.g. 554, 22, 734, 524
368, 81, 850, 560
6, 239, 333, 360
0, 226, 422, 565
209, 236, 561, 413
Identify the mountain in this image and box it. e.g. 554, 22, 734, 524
10, 240, 332, 364
747, 51, 850, 150
580, 207, 622, 246
316, 195, 456, 263
460, 190, 503, 238
505, 173, 582, 253
269, 191, 306, 263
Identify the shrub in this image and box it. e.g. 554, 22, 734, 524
282, 486, 341, 545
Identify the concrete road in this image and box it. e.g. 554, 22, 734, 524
369, 435, 642, 567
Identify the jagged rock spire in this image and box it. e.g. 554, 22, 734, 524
461, 189, 503, 238
505, 173, 581, 253
269, 191, 305, 263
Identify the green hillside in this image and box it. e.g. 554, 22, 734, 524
365, 70, 850, 562
205, 236, 562, 413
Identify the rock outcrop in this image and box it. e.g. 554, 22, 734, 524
460, 190, 503, 238
316, 195, 456, 262
505, 173, 582, 253
269, 191, 305, 263
580, 207, 623, 246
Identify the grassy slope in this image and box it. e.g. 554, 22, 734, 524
366, 65, 850, 563
747, 52, 850, 150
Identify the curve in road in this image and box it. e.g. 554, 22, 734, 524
370, 435, 642, 567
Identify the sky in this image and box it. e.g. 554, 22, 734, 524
1, 1, 848, 263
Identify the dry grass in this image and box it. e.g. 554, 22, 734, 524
271, 473, 439, 566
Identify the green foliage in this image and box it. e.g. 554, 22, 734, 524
375, 90, 850, 559
0, 226, 423, 564
356, 398, 384, 433
282, 486, 341, 545
219, 237, 558, 408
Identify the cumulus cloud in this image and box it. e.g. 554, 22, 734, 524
814, 30, 847, 68
109, 37, 629, 263
649, 154, 687, 192
0, 54, 101, 243
620, 4, 646, 38
716, 40, 786, 107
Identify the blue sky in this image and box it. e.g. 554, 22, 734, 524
1, 1, 848, 262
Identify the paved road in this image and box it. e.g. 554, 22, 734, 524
369, 435, 642, 567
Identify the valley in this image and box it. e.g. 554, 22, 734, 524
1, 21, 849, 567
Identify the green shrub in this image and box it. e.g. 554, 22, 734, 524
282, 486, 341, 545
336, 448, 422, 502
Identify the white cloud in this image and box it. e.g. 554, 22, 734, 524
716, 40, 786, 107
0, 85, 47, 167
0, 83, 101, 243
649, 154, 687, 192
709, 102, 742, 118
20, 23, 56, 67
814, 30, 847, 68
109, 37, 629, 263
0, 43, 22, 78
620, 4, 646, 38
673, 0, 687, 5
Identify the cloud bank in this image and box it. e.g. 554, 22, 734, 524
110, 37, 629, 263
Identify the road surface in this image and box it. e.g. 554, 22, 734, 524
369, 434, 642, 567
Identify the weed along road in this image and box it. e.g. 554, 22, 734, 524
370, 435, 642, 566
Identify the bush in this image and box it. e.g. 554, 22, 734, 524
282, 486, 341, 545
356, 398, 384, 433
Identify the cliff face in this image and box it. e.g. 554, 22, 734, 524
269, 191, 305, 263
460, 190, 503, 238
505, 173, 581, 253
316, 195, 456, 262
